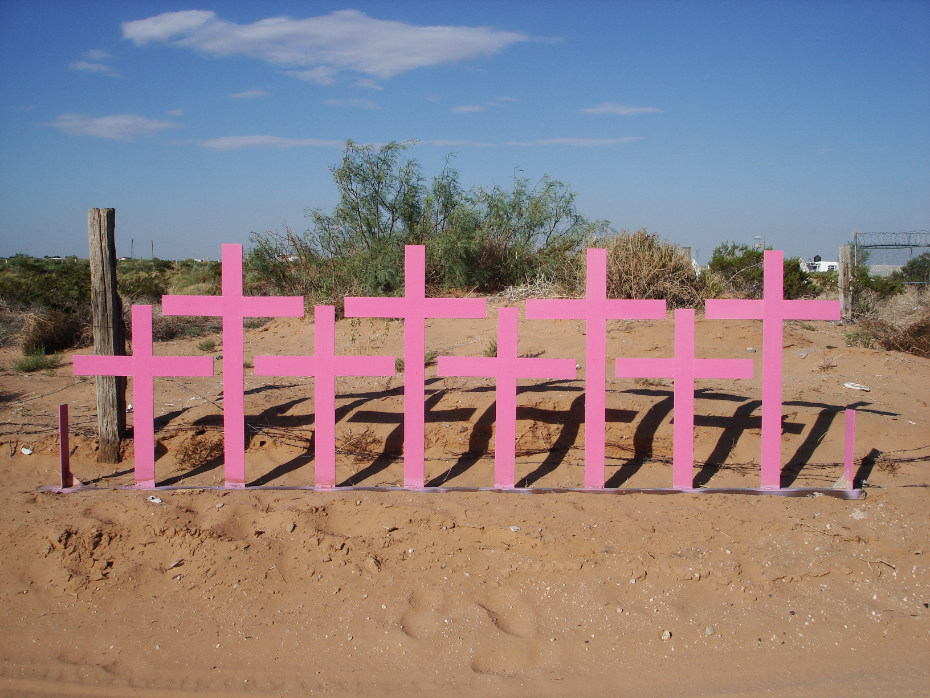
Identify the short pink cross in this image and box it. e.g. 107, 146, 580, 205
526, 248, 666, 488
615, 309, 753, 489
254, 306, 395, 488
344, 246, 486, 488
705, 250, 840, 488
161, 244, 304, 488
437, 307, 576, 488
73, 305, 214, 488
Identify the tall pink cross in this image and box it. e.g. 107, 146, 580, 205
161, 244, 304, 488
253, 306, 395, 488
437, 307, 576, 488
344, 246, 486, 488
705, 250, 840, 488
526, 248, 666, 488
73, 305, 214, 488
615, 309, 753, 489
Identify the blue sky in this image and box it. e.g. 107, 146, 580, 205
1, 1, 928, 263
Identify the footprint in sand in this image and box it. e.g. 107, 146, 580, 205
398, 587, 446, 639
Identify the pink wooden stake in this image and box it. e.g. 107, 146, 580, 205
58, 404, 80, 488
437, 307, 576, 488
73, 305, 214, 488
844, 409, 856, 489
615, 309, 753, 488
254, 306, 395, 488
527, 248, 666, 488
344, 246, 486, 488
162, 244, 304, 488
705, 251, 840, 488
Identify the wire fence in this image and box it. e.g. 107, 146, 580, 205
854, 231, 930, 283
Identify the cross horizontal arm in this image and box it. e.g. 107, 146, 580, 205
343, 297, 409, 319
615, 357, 674, 379
782, 299, 840, 321
73, 355, 134, 376
704, 299, 764, 320
150, 356, 214, 378
161, 295, 223, 317
525, 299, 587, 320
437, 356, 496, 378
693, 358, 754, 380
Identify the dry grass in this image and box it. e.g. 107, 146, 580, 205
172, 429, 224, 471
858, 286, 930, 358
875, 452, 900, 477
20, 310, 86, 353
550, 230, 720, 308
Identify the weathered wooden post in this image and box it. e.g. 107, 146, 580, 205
88, 208, 126, 463
838, 244, 853, 322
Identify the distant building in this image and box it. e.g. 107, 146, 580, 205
801, 255, 838, 273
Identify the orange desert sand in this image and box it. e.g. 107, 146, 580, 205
1, 303, 928, 697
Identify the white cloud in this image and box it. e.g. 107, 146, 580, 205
228, 89, 270, 99
122, 9, 530, 81
353, 78, 384, 91
451, 105, 485, 113
46, 113, 181, 140
495, 96, 519, 102
421, 139, 495, 148
581, 102, 662, 115
286, 67, 338, 85
324, 98, 380, 109
69, 50, 123, 79
84, 49, 114, 61
166, 109, 185, 116
505, 137, 642, 146
197, 136, 343, 151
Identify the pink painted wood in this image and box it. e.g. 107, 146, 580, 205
615, 309, 754, 489
437, 307, 576, 488
254, 306, 395, 488
73, 305, 214, 488
161, 244, 304, 488
844, 409, 856, 490
343, 246, 486, 488
526, 248, 666, 488
705, 251, 840, 488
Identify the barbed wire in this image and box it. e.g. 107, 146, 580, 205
854, 231, 930, 249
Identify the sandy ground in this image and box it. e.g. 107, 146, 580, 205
1, 304, 928, 697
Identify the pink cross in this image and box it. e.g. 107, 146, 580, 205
437, 307, 576, 488
705, 250, 840, 488
615, 309, 753, 489
73, 305, 214, 488
526, 248, 666, 488
253, 306, 395, 488
344, 246, 486, 488
161, 244, 304, 488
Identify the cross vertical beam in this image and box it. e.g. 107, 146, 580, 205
254, 306, 395, 488
73, 305, 214, 488
344, 246, 486, 488
161, 244, 304, 487
705, 250, 840, 488
526, 248, 666, 488
615, 309, 753, 488
437, 307, 576, 488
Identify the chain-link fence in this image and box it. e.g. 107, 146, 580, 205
854, 231, 930, 283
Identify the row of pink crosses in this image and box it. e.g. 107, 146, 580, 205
73, 243, 842, 491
